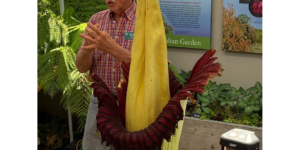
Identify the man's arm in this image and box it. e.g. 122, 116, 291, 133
79, 22, 131, 63
76, 23, 95, 73
76, 46, 93, 73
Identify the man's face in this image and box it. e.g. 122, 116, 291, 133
105, 0, 131, 14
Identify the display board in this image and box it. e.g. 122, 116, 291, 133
158, 0, 212, 49
222, 0, 262, 53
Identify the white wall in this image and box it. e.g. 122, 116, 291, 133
167, 0, 262, 89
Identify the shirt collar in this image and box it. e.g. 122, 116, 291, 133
108, 1, 136, 20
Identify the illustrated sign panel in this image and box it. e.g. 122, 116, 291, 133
159, 0, 212, 49
222, 0, 262, 53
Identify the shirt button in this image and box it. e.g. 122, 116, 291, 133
115, 36, 118, 39
113, 21, 116, 23
128, 18, 131, 20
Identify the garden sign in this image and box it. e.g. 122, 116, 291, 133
159, 0, 212, 49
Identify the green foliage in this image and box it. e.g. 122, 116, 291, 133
194, 80, 263, 127
69, 23, 88, 53
223, 113, 262, 127
38, 0, 108, 134
60, 70, 92, 132
168, 63, 186, 86
168, 63, 192, 86
64, 0, 108, 23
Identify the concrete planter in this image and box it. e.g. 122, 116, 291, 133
179, 117, 262, 150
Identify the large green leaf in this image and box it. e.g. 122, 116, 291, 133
251, 104, 261, 111
227, 101, 234, 107
237, 99, 247, 108
230, 87, 237, 95
220, 101, 227, 106
202, 107, 211, 114
197, 94, 209, 103
238, 87, 245, 95
245, 88, 252, 96
201, 101, 211, 107
202, 90, 209, 96
212, 90, 220, 99
229, 95, 239, 101
199, 115, 210, 120
208, 81, 218, 90
194, 108, 202, 114
254, 82, 262, 92
218, 97, 225, 102
249, 94, 258, 104
168, 63, 179, 74
168, 64, 185, 84
209, 109, 215, 116
245, 106, 253, 115
179, 69, 189, 80
218, 83, 231, 91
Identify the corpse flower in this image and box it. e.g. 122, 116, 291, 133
90, 49, 224, 150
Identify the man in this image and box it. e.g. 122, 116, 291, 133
76, 0, 136, 149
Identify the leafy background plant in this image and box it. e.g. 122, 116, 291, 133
38, 0, 108, 146
194, 80, 262, 127
170, 65, 262, 127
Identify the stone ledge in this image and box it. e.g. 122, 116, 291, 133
179, 117, 262, 150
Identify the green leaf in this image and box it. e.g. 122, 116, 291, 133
179, 69, 189, 79
229, 95, 238, 101
218, 97, 226, 101
209, 109, 215, 116
218, 83, 230, 91
209, 81, 218, 90
245, 88, 252, 96
245, 106, 253, 115
220, 101, 227, 106
228, 101, 234, 107
230, 87, 237, 94
201, 101, 210, 107
168, 63, 179, 74
194, 108, 202, 114
212, 90, 220, 99
249, 94, 258, 103
209, 90, 214, 97
238, 87, 245, 94
251, 104, 260, 111
196, 103, 200, 108
202, 107, 211, 114
202, 90, 209, 96
255, 82, 262, 92
197, 94, 209, 102
237, 100, 247, 108
199, 115, 210, 120
174, 73, 185, 84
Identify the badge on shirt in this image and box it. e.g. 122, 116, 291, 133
124, 32, 134, 40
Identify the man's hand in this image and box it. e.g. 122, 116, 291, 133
79, 22, 116, 54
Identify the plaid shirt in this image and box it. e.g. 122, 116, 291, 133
82, 2, 136, 93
